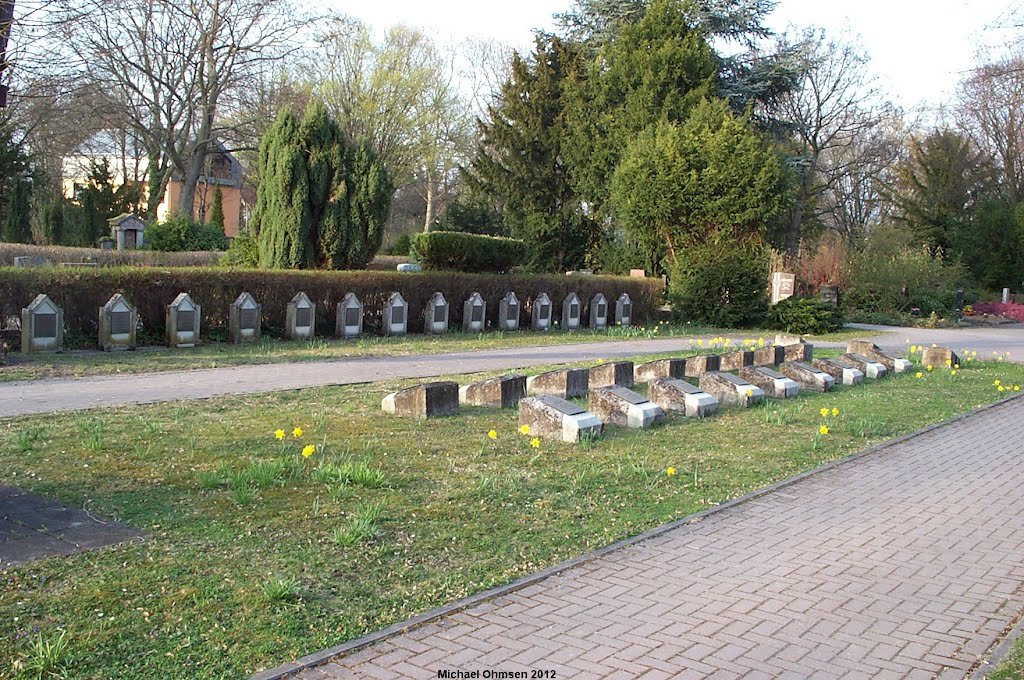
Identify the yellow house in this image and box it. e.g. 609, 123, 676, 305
62, 135, 246, 238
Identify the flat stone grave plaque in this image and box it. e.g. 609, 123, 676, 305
847, 340, 911, 373
699, 371, 765, 407
381, 381, 459, 418
840, 353, 888, 379
812, 357, 864, 386
741, 366, 799, 399
519, 396, 603, 443
648, 377, 718, 418
589, 386, 665, 429
753, 346, 784, 366
778, 361, 835, 393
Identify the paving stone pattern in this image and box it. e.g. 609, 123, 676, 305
290, 397, 1024, 680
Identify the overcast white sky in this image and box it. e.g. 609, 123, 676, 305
326, 0, 1022, 113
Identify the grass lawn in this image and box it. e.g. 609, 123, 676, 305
991, 635, 1024, 679
0, 324, 880, 382
1, 348, 1012, 679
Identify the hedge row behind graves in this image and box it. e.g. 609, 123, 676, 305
0, 267, 664, 347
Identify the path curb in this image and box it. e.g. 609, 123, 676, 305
251, 393, 1024, 679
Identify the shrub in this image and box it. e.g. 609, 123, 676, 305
843, 225, 966, 316
145, 212, 228, 252
768, 297, 844, 335
0, 267, 663, 348
972, 302, 1024, 322
384, 233, 412, 257
0, 242, 223, 267
410, 231, 529, 273
668, 230, 769, 328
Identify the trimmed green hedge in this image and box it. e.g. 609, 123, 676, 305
768, 297, 844, 335
0, 267, 663, 348
410, 231, 528, 273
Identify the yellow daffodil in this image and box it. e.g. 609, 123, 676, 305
910, 345, 917, 353
951, 370, 958, 376
531, 438, 541, 448
972, 350, 978, 357
488, 430, 497, 440
927, 365, 933, 371
745, 389, 753, 397
932, 343, 937, 348
666, 467, 677, 476
1016, 386, 1022, 392
831, 407, 839, 417
954, 364, 960, 369
520, 424, 530, 435
999, 386, 1006, 392
758, 337, 765, 347
697, 339, 703, 346
916, 372, 923, 378
945, 359, 952, 366
274, 429, 285, 441
301, 444, 315, 458
292, 427, 303, 438
995, 380, 1001, 386
820, 408, 829, 417
819, 425, 829, 435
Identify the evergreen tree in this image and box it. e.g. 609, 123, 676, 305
562, 0, 718, 221
0, 130, 34, 244
609, 98, 790, 271
252, 101, 392, 269
468, 36, 598, 272
209, 184, 225, 231
73, 158, 143, 244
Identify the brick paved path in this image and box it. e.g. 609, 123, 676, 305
276, 396, 1024, 680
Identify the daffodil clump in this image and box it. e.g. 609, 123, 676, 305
813, 406, 841, 449
274, 425, 318, 460
481, 424, 542, 452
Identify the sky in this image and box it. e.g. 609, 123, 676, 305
326, 0, 1022, 114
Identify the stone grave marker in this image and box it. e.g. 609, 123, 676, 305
773, 336, 813, 363
13, 256, 47, 267
423, 292, 449, 334
648, 378, 718, 418
286, 292, 316, 341
519, 396, 603, 443
463, 292, 486, 333
740, 366, 800, 399
812, 357, 864, 386
590, 361, 634, 389
589, 293, 608, 330
381, 381, 459, 418
719, 350, 754, 372
752, 345, 785, 367
336, 292, 363, 339
839, 353, 888, 379
382, 292, 408, 336
166, 292, 200, 348
21, 294, 63, 354
847, 340, 912, 373
499, 291, 521, 331
699, 371, 764, 407
562, 292, 582, 331
109, 213, 145, 250
99, 293, 137, 351
634, 358, 686, 383
614, 293, 632, 326
589, 386, 665, 429
459, 375, 527, 408
526, 368, 589, 399
531, 293, 553, 331
229, 292, 261, 344
778, 361, 835, 393
685, 354, 721, 378
921, 346, 960, 369
819, 285, 840, 306
771, 271, 795, 304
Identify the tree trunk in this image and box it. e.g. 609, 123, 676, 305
423, 173, 434, 231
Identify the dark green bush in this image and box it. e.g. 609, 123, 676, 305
668, 231, 769, 328
384, 234, 412, 257
411, 231, 529, 273
146, 212, 228, 252
768, 297, 844, 335
0, 267, 663, 348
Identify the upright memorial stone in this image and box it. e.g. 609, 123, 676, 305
614, 293, 632, 326
752, 345, 785, 367
423, 292, 449, 334
685, 354, 721, 378
336, 293, 363, 339
719, 350, 754, 372
463, 292, 486, 333
286, 292, 316, 341
562, 292, 582, 331
229, 292, 261, 345
21, 294, 63, 354
166, 292, 200, 348
382, 292, 408, 336
99, 293, 137, 351
459, 375, 527, 408
771, 272, 795, 304
531, 293, 553, 331
634, 358, 686, 383
381, 382, 459, 418
921, 346, 960, 369
526, 368, 589, 399
589, 293, 608, 330
499, 292, 520, 331
590, 361, 634, 389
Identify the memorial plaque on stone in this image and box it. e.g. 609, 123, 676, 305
295, 306, 312, 328
110, 311, 131, 336
589, 386, 665, 428
540, 303, 550, 319
622, 303, 631, 318
392, 305, 405, 325
177, 309, 195, 332
634, 358, 686, 383
605, 385, 646, 404
433, 305, 445, 324
383, 292, 408, 336
424, 292, 448, 334
519, 396, 603, 443
570, 303, 579, 317
229, 292, 261, 344
35, 313, 57, 338
846, 340, 911, 373
589, 294, 608, 329
345, 307, 361, 328
499, 292, 521, 331
507, 304, 518, 322
598, 303, 606, 317
614, 293, 632, 326
471, 305, 483, 323
648, 378, 718, 418
531, 293, 553, 331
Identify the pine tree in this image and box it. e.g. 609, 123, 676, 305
252, 102, 392, 269
209, 184, 225, 231
468, 36, 598, 272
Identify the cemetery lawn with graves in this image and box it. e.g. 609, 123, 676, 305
0, 324, 876, 382
1, 347, 1011, 679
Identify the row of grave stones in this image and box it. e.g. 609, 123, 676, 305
17, 289, 635, 354
382, 339, 921, 443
